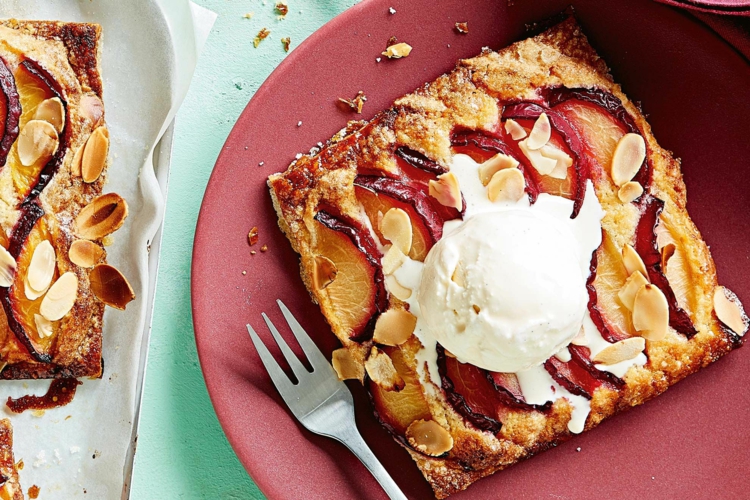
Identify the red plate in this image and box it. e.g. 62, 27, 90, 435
192, 0, 750, 498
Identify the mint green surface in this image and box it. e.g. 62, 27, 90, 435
130, 1, 357, 498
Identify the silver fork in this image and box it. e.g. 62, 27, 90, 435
247, 300, 408, 500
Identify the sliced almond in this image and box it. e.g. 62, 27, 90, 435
618, 271, 649, 312
382, 245, 406, 275
34, 97, 65, 133
74, 193, 129, 241
0, 246, 17, 287
81, 126, 109, 183
39, 272, 78, 321
405, 419, 454, 456
618, 181, 643, 204
80, 94, 104, 127
385, 275, 412, 301
519, 139, 557, 176
331, 348, 364, 381
69, 240, 106, 269
313, 255, 337, 290
428, 172, 462, 210
714, 286, 746, 335
17, 120, 58, 167
592, 337, 645, 365
504, 119, 527, 140
364, 346, 405, 392
487, 168, 525, 203
373, 309, 417, 346
71, 143, 84, 177
539, 144, 572, 180
660, 243, 676, 274
478, 153, 518, 186
451, 262, 466, 288
622, 244, 648, 279
632, 284, 669, 341
381, 208, 412, 255
26, 240, 56, 295
89, 264, 136, 310
34, 314, 54, 339
526, 113, 551, 150
382, 42, 412, 59
611, 133, 646, 186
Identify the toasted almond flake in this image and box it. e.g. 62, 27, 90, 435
714, 286, 747, 335
382, 245, 406, 275
71, 144, 84, 177
34, 314, 53, 339
526, 113, 551, 150
381, 208, 412, 254
451, 262, 466, 287
17, 120, 58, 167
80, 94, 104, 127
24, 275, 47, 300
313, 255, 337, 290
478, 153, 518, 186
331, 348, 364, 381
539, 145, 572, 180
611, 133, 646, 186
385, 275, 412, 300
405, 420, 453, 456
519, 139, 557, 175
0, 246, 17, 287
373, 309, 417, 346
592, 337, 645, 365
81, 126, 109, 183
622, 244, 648, 279
428, 172, 462, 210
364, 346, 405, 391
254, 27, 271, 48
382, 42, 412, 59
34, 97, 65, 133
26, 240, 56, 297
618, 181, 643, 203
661, 243, 676, 274
632, 284, 669, 341
618, 271, 649, 312
75, 193, 129, 241
89, 264, 136, 310
570, 326, 587, 346
504, 119, 527, 140
69, 240, 105, 269
40, 272, 78, 321
487, 168, 525, 203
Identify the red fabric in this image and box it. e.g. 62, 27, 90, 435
656, 0, 750, 16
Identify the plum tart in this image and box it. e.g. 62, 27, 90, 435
0, 20, 134, 379
268, 17, 748, 498
0, 419, 22, 500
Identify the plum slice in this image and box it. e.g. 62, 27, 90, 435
369, 345, 432, 444
544, 345, 624, 400
394, 147, 447, 176
450, 130, 540, 203
11, 59, 68, 201
634, 196, 697, 337
355, 185, 433, 261
354, 175, 455, 242
0, 56, 20, 170
502, 103, 589, 217
0, 202, 55, 363
587, 232, 636, 343
313, 210, 386, 342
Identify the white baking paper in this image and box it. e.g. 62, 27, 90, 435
0, 1, 215, 498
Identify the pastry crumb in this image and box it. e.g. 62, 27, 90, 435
389, 7, 396, 14
455, 22, 469, 34
297, 120, 302, 127
281, 37, 291, 52
254, 28, 271, 48
260, 245, 268, 253
242, 12, 254, 19
248, 227, 259, 246
275, 2, 288, 16
339, 91, 367, 114
242, 271, 247, 275
259, 161, 265, 166
251, 251, 256, 255
382, 37, 412, 59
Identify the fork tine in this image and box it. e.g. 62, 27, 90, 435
261, 313, 310, 380
246, 324, 296, 399
276, 300, 332, 372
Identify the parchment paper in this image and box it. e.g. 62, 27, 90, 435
0, 1, 215, 497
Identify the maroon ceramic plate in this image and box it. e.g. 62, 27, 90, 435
192, 0, 750, 498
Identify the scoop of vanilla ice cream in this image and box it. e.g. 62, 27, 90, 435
417, 210, 588, 373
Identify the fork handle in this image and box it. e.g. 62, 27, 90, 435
336, 427, 408, 500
